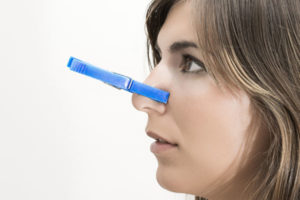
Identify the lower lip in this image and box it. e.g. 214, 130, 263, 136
150, 141, 178, 154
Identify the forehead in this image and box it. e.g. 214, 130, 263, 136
156, 1, 198, 49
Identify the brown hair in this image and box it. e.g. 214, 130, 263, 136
145, 0, 300, 199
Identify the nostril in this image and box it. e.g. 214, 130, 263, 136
131, 92, 167, 114
131, 93, 140, 111
131, 93, 149, 111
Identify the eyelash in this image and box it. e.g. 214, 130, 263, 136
180, 54, 207, 74
155, 51, 207, 74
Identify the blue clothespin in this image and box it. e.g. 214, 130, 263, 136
67, 57, 169, 104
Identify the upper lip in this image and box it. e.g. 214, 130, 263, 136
146, 130, 178, 146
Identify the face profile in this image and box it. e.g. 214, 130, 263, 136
132, 1, 268, 199
132, 0, 300, 199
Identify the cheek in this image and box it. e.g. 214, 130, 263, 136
173, 80, 251, 187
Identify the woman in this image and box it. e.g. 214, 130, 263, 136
132, 0, 300, 199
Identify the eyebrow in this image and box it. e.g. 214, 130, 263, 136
155, 40, 198, 54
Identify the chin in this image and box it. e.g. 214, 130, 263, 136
155, 164, 209, 197
155, 165, 190, 194
156, 172, 180, 193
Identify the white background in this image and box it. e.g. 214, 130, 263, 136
0, 0, 190, 199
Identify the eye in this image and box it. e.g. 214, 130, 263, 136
180, 54, 206, 74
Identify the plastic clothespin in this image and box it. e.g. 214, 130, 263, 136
67, 56, 170, 104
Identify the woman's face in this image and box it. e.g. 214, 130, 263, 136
132, 1, 266, 198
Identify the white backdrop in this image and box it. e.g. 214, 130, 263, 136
0, 0, 189, 199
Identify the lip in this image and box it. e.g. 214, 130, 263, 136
150, 141, 178, 154
146, 130, 178, 146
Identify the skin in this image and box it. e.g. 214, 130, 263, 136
132, 1, 269, 199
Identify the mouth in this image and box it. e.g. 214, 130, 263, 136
150, 140, 178, 154
146, 131, 178, 146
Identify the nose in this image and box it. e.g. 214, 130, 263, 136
131, 65, 169, 115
